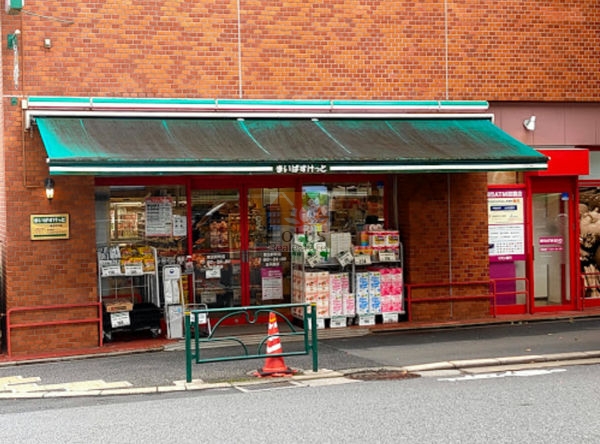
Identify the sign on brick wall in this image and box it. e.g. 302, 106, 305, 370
30, 213, 70, 240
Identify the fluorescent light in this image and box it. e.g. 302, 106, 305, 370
49, 165, 273, 174
329, 163, 548, 172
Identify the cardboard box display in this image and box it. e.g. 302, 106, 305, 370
317, 271, 330, 293
355, 272, 370, 296
370, 294, 382, 314
369, 271, 381, 297
343, 293, 356, 316
303, 271, 319, 293
356, 293, 369, 314
104, 298, 133, 313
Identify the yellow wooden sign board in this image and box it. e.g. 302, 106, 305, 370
30, 213, 70, 240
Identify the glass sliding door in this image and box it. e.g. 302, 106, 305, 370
530, 177, 577, 311
191, 189, 242, 308
247, 187, 296, 305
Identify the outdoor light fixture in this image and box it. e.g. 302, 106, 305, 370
523, 115, 536, 131
44, 177, 55, 200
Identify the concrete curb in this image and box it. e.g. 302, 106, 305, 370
400, 350, 600, 373
4, 351, 600, 399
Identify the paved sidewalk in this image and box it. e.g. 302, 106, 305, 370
1, 314, 600, 398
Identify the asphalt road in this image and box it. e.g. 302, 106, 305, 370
0, 316, 599, 389
1, 363, 599, 443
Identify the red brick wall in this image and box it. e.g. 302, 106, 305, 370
1, 1, 598, 100
397, 173, 491, 321
2, 118, 99, 355
1, 1, 593, 352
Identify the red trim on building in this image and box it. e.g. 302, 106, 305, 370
529, 149, 589, 176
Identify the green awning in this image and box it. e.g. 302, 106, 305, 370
35, 117, 548, 175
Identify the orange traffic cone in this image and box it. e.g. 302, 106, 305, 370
254, 312, 297, 377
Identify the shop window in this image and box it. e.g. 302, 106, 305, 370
580, 186, 600, 298
95, 185, 188, 257
306, 183, 385, 242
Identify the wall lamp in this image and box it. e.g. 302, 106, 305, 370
523, 115, 536, 131
44, 177, 55, 201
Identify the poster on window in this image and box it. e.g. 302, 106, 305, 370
302, 186, 329, 235
488, 190, 525, 261
579, 187, 600, 298
145, 197, 173, 237
261, 267, 283, 300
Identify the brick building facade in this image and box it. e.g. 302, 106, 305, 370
1, 1, 598, 356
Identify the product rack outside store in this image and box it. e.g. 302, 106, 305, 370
291, 229, 404, 329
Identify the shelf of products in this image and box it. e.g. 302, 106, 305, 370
291, 228, 404, 328
97, 245, 162, 341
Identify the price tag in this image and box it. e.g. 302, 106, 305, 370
192, 313, 208, 325
336, 251, 354, 267
354, 254, 372, 265
378, 252, 397, 262
205, 268, 221, 279
124, 263, 144, 275
306, 255, 321, 268
101, 265, 122, 277
110, 311, 131, 328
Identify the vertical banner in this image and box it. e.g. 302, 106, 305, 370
487, 189, 526, 262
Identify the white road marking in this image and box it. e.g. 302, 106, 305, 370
438, 368, 567, 382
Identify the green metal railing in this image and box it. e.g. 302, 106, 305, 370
184, 303, 318, 383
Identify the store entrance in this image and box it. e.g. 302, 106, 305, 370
529, 177, 578, 312
190, 183, 297, 309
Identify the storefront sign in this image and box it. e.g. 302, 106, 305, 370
275, 164, 328, 174
488, 190, 525, 261
30, 213, 70, 240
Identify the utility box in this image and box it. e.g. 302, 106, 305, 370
5, 0, 24, 14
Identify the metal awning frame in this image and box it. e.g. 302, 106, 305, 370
28, 97, 548, 175
23, 97, 492, 130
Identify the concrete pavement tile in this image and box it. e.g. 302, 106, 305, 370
43, 390, 102, 398
301, 377, 359, 387
0, 376, 41, 386
495, 355, 544, 364
449, 358, 500, 368
417, 369, 463, 378
100, 387, 158, 395
401, 362, 453, 372
0, 391, 44, 399
537, 352, 592, 361
292, 369, 344, 380
157, 385, 186, 393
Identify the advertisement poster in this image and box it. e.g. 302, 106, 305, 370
488, 190, 525, 261
145, 197, 173, 237
302, 186, 329, 234
261, 267, 283, 300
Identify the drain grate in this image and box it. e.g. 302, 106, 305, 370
345, 369, 420, 381
235, 380, 301, 392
